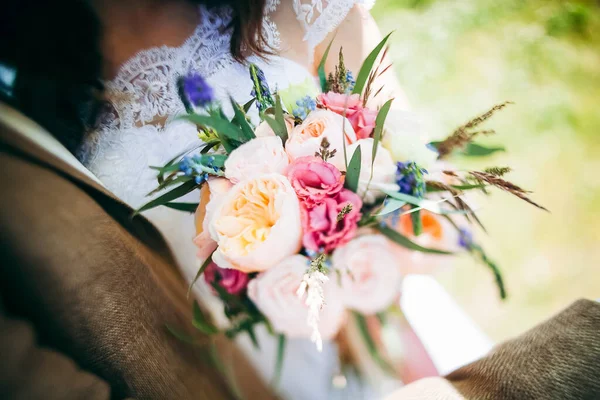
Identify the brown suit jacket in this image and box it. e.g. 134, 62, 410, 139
0, 105, 276, 399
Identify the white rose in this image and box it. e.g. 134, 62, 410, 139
286, 109, 357, 171
332, 235, 403, 314
247, 255, 346, 339
209, 174, 302, 273
224, 136, 290, 184
346, 138, 399, 204
381, 110, 438, 168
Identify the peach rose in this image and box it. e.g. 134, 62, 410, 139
224, 136, 290, 184
346, 138, 399, 204
254, 117, 295, 138
332, 235, 403, 314
285, 109, 357, 171
193, 178, 233, 264
209, 174, 302, 273
247, 255, 346, 339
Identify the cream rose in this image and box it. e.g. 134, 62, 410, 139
346, 138, 399, 204
209, 173, 302, 272
224, 136, 289, 184
332, 235, 403, 314
193, 178, 233, 263
286, 109, 357, 171
381, 110, 438, 168
247, 255, 346, 339
254, 117, 295, 138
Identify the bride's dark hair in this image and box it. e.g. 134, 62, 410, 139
1, 0, 269, 153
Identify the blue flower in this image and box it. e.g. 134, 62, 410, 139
183, 73, 214, 108
293, 95, 317, 119
396, 161, 428, 198
458, 228, 473, 250
345, 71, 356, 93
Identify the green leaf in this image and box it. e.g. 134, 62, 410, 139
273, 334, 286, 387
428, 141, 505, 158
345, 146, 362, 193
263, 115, 287, 141
382, 189, 458, 215
230, 97, 255, 141
317, 36, 336, 92
274, 94, 288, 143
135, 180, 199, 215
377, 225, 453, 255
411, 207, 423, 236
243, 98, 256, 113
164, 202, 199, 213
370, 99, 394, 181
150, 163, 181, 174
472, 244, 507, 300
200, 140, 221, 154
184, 114, 244, 152
192, 301, 219, 335
463, 142, 505, 157
354, 313, 396, 375
352, 32, 394, 95
188, 249, 215, 298
165, 324, 203, 345
374, 199, 407, 216
148, 175, 192, 196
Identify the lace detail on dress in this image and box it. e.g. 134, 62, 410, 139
292, 0, 372, 63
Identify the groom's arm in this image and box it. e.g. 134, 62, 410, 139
0, 297, 115, 400
385, 299, 600, 400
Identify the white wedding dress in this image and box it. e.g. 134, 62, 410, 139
78, 1, 391, 399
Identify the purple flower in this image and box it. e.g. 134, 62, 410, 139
458, 228, 473, 249
396, 161, 428, 198
183, 73, 214, 107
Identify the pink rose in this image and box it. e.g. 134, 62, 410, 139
287, 156, 344, 207
318, 92, 377, 139
203, 261, 249, 295
247, 255, 346, 339
301, 189, 362, 253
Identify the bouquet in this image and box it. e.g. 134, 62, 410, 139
137, 33, 546, 377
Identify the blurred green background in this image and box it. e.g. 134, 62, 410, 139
371, 0, 600, 341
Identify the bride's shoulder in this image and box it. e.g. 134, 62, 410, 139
272, 0, 375, 60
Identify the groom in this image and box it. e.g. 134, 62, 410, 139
0, 98, 277, 399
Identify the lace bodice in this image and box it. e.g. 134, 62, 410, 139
80, 1, 388, 399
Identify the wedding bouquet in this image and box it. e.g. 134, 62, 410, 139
137, 33, 545, 376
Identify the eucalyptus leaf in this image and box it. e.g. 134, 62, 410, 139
148, 175, 191, 196
274, 94, 288, 142
135, 180, 199, 215
184, 114, 244, 150
317, 36, 336, 92
231, 97, 255, 141
374, 199, 407, 216
370, 99, 394, 180
354, 313, 396, 375
382, 189, 457, 215
377, 225, 453, 255
164, 202, 199, 213
345, 146, 362, 193
273, 334, 286, 386
429, 141, 505, 157
192, 301, 219, 335
352, 32, 394, 96
188, 249, 215, 298
243, 98, 256, 113
263, 115, 287, 140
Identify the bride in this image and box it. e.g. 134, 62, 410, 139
76, 0, 408, 398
